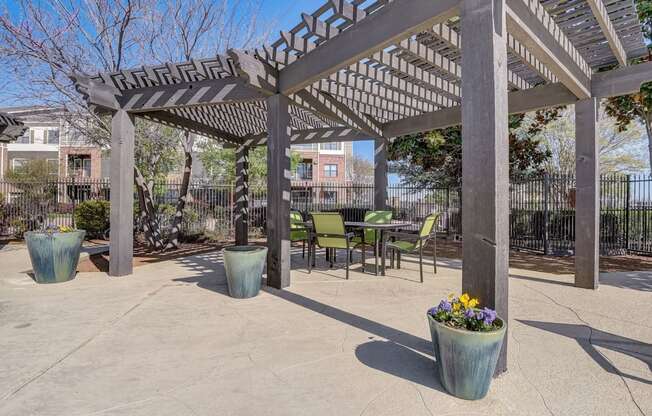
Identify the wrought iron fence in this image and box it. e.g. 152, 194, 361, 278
1, 175, 652, 256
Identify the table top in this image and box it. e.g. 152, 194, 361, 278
296, 221, 413, 230
344, 221, 413, 229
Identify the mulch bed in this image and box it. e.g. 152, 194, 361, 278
434, 239, 652, 274
76, 238, 652, 274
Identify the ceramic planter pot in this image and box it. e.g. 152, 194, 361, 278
223, 245, 268, 299
428, 313, 506, 400
25, 230, 86, 284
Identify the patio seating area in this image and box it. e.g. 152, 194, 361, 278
1, 246, 650, 415
3, 0, 652, 412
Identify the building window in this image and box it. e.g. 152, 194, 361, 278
46, 159, 59, 176
68, 154, 91, 178
292, 143, 317, 151
296, 160, 313, 180
323, 164, 338, 178
292, 189, 311, 205
320, 142, 341, 151
45, 129, 60, 145
11, 158, 28, 171
323, 190, 337, 204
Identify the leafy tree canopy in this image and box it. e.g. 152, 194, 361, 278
388, 110, 560, 188
198, 143, 302, 188
603, 0, 652, 168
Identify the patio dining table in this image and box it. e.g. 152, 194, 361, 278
299, 220, 413, 276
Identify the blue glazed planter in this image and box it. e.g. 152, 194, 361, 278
428, 313, 506, 400
223, 246, 268, 299
25, 230, 86, 284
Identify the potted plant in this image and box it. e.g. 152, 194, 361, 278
222, 245, 268, 298
427, 293, 506, 400
25, 225, 86, 284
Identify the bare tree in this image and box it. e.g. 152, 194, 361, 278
146, 0, 271, 249
536, 108, 648, 175
346, 154, 374, 183
0, 0, 271, 250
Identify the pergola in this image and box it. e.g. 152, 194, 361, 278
73, 0, 651, 373
0, 111, 27, 142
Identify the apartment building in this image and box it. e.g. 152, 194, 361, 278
292, 142, 353, 183
0, 106, 105, 179
291, 142, 353, 205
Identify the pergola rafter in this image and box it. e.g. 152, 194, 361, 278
0, 111, 27, 142
73, 0, 652, 376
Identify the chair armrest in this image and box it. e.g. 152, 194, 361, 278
384, 231, 421, 241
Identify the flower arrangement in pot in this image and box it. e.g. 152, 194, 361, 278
427, 293, 506, 400
25, 225, 86, 284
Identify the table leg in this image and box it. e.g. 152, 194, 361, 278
375, 230, 379, 276
361, 230, 366, 273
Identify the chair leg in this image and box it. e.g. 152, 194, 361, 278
346, 249, 349, 280
390, 249, 395, 269
397, 252, 401, 269
308, 241, 312, 274
382, 245, 387, 276
302, 240, 305, 258
433, 240, 437, 274
419, 246, 424, 283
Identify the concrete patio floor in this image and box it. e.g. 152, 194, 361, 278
1, 247, 650, 416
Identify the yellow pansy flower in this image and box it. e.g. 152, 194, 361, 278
452, 302, 461, 312
468, 298, 479, 309
459, 293, 470, 308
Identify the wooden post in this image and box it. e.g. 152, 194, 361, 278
575, 98, 600, 289
460, 0, 509, 375
266, 94, 291, 289
109, 110, 135, 277
374, 137, 388, 210
235, 145, 249, 246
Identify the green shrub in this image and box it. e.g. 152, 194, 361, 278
10, 218, 28, 239
74, 200, 110, 238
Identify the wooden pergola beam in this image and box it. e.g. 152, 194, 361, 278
278, 0, 460, 95
585, 0, 627, 66
281, 25, 446, 113
505, 0, 592, 99
119, 78, 268, 112
228, 127, 370, 148
592, 61, 652, 98
0, 112, 27, 142
383, 83, 578, 137
142, 110, 244, 145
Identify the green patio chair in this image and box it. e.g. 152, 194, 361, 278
309, 212, 363, 279
351, 210, 393, 251
290, 211, 308, 258
382, 213, 440, 283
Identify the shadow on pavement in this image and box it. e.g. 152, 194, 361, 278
519, 320, 652, 385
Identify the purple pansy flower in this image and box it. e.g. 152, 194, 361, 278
464, 308, 475, 319
481, 307, 496, 325
437, 300, 452, 313
427, 307, 437, 316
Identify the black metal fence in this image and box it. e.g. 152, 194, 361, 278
1, 175, 651, 256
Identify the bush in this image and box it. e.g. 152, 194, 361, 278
74, 200, 110, 238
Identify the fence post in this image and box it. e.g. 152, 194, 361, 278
543, 173, 550, 255
624, 174, 630, 253
71, 176, 76, 229
446, 187, 451, 236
